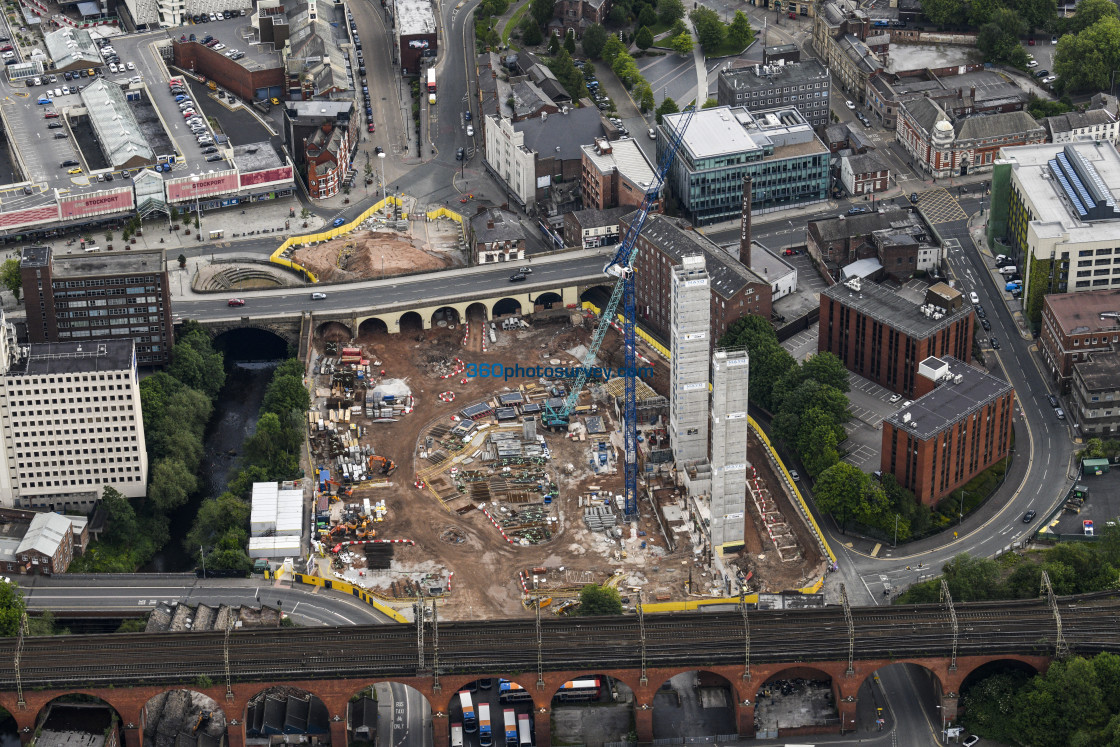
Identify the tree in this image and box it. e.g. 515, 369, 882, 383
727, 10, 752, 49
521, 17, 543, 45
0, 577, 25, 637
657, 0, 684, 25
689, 6, 725, 50
655, 95, 678, 123
564, 29, 576, 54
813, 463, 873, 529
1053, 16, 1120, 93
263, 374, 311, 419
800, 425, 840, 478
608, 4, 629, 25
168, 323, 226, 399
148, 458, 198, 513
577, 584, 622, 615
601, 34, 626, 64
243, 412, 301, 480
638, 4, 657, 28
548, 32, 560, 53
177, 253, 187, 268
1069, 0, 1118, 34
670, 18, 687, 36
581, 23, 608, 58
702, 97, 718, 108
186, 492, 251, 554
920, 0, 966, 25
548, 48, 589, 99
99, 486, 139, 546
634, 81, 655, 112
667, 32, 694, 54
0, 258, 21, 300
798, 351, 850, 392
635, 25, 654, 50
531, 0, 555, 26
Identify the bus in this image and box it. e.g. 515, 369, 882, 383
556, 679, 602, 702
517, 713, 532, 747
499, 680, 533, 703
478, 702, 493, 747
426, 67, 436, 103
451, 723, 464, 747
459, 690, 477, 733
503, 709, 518, 746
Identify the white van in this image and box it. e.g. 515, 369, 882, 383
999, 265, 1018, 275
83, 245, 100, 252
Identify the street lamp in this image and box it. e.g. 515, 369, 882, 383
959, 491, 967, 526
378, 152, 387, 202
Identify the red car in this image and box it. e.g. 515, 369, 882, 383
367, 123, 375, 132
1028, 38, 1035, 45
44, 111, 59, 119
227, 298, 245, 307
0, 45, 13, 52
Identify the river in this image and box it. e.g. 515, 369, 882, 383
143, 361, 280, 572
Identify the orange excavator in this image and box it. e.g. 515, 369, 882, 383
324, 479, 354, 499
193, 711, 212, 734
368, 455, 397, 476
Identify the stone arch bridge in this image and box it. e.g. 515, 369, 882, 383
2, 593, 1116, 747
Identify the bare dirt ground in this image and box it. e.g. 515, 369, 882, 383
293, 228, 456, 283
312, 315, 821, 620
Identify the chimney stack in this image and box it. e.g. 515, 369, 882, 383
739, 174, 753, 269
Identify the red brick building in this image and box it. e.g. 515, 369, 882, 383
171, 41, 285, 103
881, 356, 1014, 505
304, 124, 351, 199
623, 213, 772, 344
1040, 289, 1120, 391
580, 138, 660, 211
819, 278, 974, 397
839, 152, 891, 196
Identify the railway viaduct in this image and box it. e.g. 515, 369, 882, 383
2, 593, 1116, 747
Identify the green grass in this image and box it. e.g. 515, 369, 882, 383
700, 31, 754, 58
502, 1, 531, 47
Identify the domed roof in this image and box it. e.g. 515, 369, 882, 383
934, 120, 953, 133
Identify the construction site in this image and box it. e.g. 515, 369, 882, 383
289, 109, 828, 620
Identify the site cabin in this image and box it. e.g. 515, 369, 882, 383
451, 723, 464, 747
478, 702, 493, 747
459, 690, 477, 733
517, 714, 532, 747
499, 680, 532, 703
503, 709, 518, 747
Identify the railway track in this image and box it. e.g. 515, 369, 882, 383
2, 593, 1120, 688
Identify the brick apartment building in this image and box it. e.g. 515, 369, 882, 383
881, 356, 1014, 505
563, 206, 627, 249
819, 278, 974, 397
1040, 289, 1120, 391
19, 247, 173, 366
1072, 351, 1120, 436
303, 123, 352, 199
580, 137, 659, 211
624, 212, 772, 344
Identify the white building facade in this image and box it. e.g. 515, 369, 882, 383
483, 115, 537, 208
0, 333, 148, 512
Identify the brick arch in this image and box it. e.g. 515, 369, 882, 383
315, 319, 354, 340
141, 690, 229, 744
546, 671, 640, 705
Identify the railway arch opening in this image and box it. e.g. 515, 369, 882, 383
652, 671, 736, 741
348, 683, 431, 746
400, 311, 424, 334
359, 317, 390, 338
34, 695, 125, 747
448, 678, 535, 747
432, 306, 461, 327
143, 690, 227, 746
317, 321, 355, 342
858, 662, 946, 737
533, 292, 563, 309
491, 298, 522, 318
550, 674, 635, 746
244, 686, 331, 743
212, 327, 290, 361
752, 666, 838, 738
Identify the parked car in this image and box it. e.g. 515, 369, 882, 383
1047, 394, 1059, 407
466, 124, 474, 136
1085, 519, 1095, 536
1043, 75, 1057, 84
61, 159, 79, 167
205, 154, 223, 162
989, 337, 1000, 349
980, 318, 991, 331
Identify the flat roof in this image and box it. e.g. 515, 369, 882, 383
822, 277, 972, 339
1045, 289, 1120, 334
232, 142, 284, 172
48, 249, 166, 278
1001, 140, 1120, 242
8, 339, 135, 376
395, 0, 436, 35
663, 106, 761, 160
1075, 350, 1120, 391
885, 357, 1013, 440
580, 138, 657, 191
719, 59, 829, 92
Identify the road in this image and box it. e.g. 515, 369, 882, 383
174, 250, 608, 320
15, 574, 391, 626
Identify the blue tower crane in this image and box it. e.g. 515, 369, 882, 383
543, 105, 697, 519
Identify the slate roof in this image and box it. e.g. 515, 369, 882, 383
955, 110, 1043, 141
902, 97, 947, 134
1045, 109, 1117, 135
517, 106, 603, 160
845, 151, 890, 175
